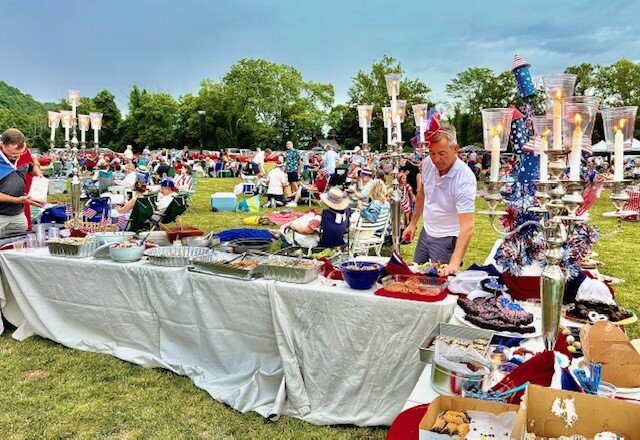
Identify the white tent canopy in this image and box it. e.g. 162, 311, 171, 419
591, 138, 640, 153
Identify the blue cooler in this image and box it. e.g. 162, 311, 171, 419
211, 192, 237, 212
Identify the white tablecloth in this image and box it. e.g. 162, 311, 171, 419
0, 248, 456, 425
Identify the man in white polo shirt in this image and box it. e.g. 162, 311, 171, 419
403, 123, 476, 275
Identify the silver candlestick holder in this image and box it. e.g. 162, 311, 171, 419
480, 147, 637, 350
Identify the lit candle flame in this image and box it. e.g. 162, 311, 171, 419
490, 125, 502, 137
573, 113, 582, 126
615, 118, 626, 132
542, 128, 551, 138
554, 89, 562, 101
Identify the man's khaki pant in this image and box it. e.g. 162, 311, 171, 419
0, 213, 28, 237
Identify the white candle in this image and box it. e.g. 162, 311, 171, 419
614, 119, 625, 181
50, 126, 56, 142
396, 117, 402, 143
387, 125, 392, 145
553, 90, 562, 150
93, 128, 99, 144
391, 95, 397, 143
490, 129, 501, 182
362, 123, 368, 145
540, 132, 549, 182
64, 127, 70, 142
419, 115, 426, 143
569, 114, 582, 180
81, 129, 86, 144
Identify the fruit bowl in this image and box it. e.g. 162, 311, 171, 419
109, 243, 145, 262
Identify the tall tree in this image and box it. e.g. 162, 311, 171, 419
592, 59, 640, 107
346, 55, 431, 149
133, 92, 178, 148
222, 58, 334, 148
92, 89, 122, 149
565, 63, 597, 96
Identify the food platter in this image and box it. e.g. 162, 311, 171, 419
453, 303, 542, 339
563, 300, 638, 326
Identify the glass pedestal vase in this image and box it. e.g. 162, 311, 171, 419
540, 264, 566, 351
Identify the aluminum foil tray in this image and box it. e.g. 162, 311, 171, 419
189, 252, 264, 280
419, 322, 494, 363
262, 255, 322, 284
47, 239, 99, 258
144, 246, 210, 267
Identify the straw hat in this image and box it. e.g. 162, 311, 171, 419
320, 187, 350, 211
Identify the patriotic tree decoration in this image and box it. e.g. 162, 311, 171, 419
493, 54, 599, 276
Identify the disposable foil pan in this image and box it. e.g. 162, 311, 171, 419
144, 246, 210, 267
47, 239, 99, 258
188, 252, 264, 280
262, 255, 322, 284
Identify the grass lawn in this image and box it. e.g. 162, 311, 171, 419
1, 176, 639, 439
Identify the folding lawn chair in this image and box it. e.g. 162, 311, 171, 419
125, 193, 189, 232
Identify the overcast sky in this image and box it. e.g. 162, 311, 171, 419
1, 0, 639, 113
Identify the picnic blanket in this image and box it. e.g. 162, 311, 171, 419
265, 210, 311, 226
213, 228, 273, 242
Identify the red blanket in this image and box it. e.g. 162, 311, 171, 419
265, 210, 310, 226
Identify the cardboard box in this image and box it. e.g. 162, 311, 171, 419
513, 384, 640, 438
418, 395, 519, 439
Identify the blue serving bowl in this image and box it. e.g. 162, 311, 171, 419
340, 261, 383, 290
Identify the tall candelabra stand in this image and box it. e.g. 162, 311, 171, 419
479, 86, 638, 351
47, 90, 103, 217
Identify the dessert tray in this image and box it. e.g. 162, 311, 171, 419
455, 292, 542, 338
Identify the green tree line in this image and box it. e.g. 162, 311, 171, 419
1, 57, 639, 152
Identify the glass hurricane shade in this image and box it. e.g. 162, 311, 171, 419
384, 73, 402, 97
601, 106, 638, 151
541, 74, 577, 117
531, 116, 554, 153
60, 110, 73, 129
47, 111, 61, 129
68, 89, 81, 107
412, 104, 428, 127
357, 105, 374, 128
78, 114, 91, 131
395, 100, 407, 123
562, 96, 601, 149
481, 108, 514, 152
90, 112, 103, 130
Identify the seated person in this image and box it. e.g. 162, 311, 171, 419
352, 169, 374, 201
286, 169, 329, 207
280, 187, 351, 249
151, 178, 178, 222
264, 160, 289, 208
113, 164, 137, 190
351, 179, 390, 239
173, 165, 194, 191
115, 179, 149, 215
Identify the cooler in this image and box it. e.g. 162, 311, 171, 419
211, 192, 237, 212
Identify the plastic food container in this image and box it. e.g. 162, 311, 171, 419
430, 358, 493, 396
381, 274, 449, 296
419, 322, 494, 363
262, 255, 322, 284
144, 246, 210, 267
92, 231, 136, 246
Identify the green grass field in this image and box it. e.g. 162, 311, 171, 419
1, 176, 639, 439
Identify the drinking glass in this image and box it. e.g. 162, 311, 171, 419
13, 241, 24, 251
48, 227, 60, 240
26, 233, 37, 248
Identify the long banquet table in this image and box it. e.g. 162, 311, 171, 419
0, 248, 456, 426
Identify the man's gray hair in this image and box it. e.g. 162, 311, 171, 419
437, 124, 458, 147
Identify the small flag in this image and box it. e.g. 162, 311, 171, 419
66, 204, 73, 218
117, 215, 127, 229
83, 207, 97, 219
